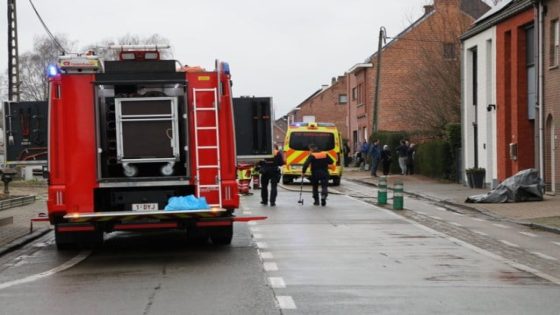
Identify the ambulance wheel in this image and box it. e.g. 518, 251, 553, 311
282, 176, 293, 185
332, 176, 341, 186
210, 226, 233, 245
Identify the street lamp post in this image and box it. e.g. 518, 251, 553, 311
373, 26, 387, 134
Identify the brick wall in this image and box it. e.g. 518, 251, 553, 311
544, 0, 560, 192
496, 9, 535, 181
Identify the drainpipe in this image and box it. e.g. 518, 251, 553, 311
537, 0, 545, 179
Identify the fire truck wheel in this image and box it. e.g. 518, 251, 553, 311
210, 226, 233, 245
186, 227, 209, 245
55, 229, 79, 250
80, 230, 104, 249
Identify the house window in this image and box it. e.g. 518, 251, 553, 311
357, 84, 363, 104
352, 87, 357, 100
338, 94, 347, 104
551, 19, 559, 67
443, 43, 456, 60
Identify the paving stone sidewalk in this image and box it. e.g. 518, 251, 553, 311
344, 167, 560, 231
0, 183, 49, 249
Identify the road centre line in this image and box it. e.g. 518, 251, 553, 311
259, 252, 274, 260
519, 232, 538, 238
276, 296, 297, 309
344, 194, 560, 285
500, 240, 520, 248
243, 211, 253, 215
472, 218, 486, 222
0, 251, 91, 291
269, 277, 286, 288
263, 262, 278, 271
435, 207, 446, 211
531, 252, 558, 261
256, 242, 268, 249
449, 222, 463, 227
472, 230, 488, 236
429, 216, 442, 220
493, 223, 510, 229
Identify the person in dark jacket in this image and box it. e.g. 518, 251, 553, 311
395, 140, 409, 175
258, 145, 284, 206
302, 144, 334, 206
368, 139, 381, 177
380, 144, 392, 176
406, 143, 416, 175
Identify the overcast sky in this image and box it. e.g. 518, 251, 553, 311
1, 0, 493, 117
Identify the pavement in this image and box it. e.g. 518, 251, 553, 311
1, 169, 560, 256
343, 167, 560, 232
0, 182, 50, 254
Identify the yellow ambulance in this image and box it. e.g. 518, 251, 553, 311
281, 122, 343, 186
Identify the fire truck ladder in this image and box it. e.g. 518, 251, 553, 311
193, 88, 222, 208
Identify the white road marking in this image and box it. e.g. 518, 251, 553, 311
0, 251, 91, 291
276, 296, 297, 309
248, 221, 257, 226
452, 212, 464, 216
429, 216, 442, 220
344, 194, 560, 285
472, 218, 486, 222
493, 223, 510, 229
243, 211, 253, 215
472, 230, 488, 236
519, 232, 538, 238
553, 242, 560, 247
500, 240, 520, 248
256, 242, 268, 249
435, 207, 446, 212
253, 234, 264, 239
449, 222, 463, 227
417, 211, 427, 215
531, 252, 558, 261
263, 262, 278, 271
249, 227, 261, 232
259, 252, 274, 260
269, 277, 286, 288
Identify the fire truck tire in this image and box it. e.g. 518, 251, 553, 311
55, 229, 104, 250
187, 227, 209, 245
210, 226, 233, 245
80, 231, 104, 249
282, 176, 293, 185
331, 176, 341, 186
55, 230, 78, 250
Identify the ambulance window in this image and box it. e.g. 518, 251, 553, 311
289, 132, 335, 151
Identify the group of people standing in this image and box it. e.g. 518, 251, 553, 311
353, 139, 416, 177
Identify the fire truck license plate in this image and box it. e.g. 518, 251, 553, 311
132, 203, 158, 211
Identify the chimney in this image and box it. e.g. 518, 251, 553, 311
321, 84, 329, 91
424, 5, 434, 14
331, 77, 337, 85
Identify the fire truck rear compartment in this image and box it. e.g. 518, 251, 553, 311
94, 185, 194, 211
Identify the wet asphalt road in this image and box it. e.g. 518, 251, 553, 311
1, 180, 560, 314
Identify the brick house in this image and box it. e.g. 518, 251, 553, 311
346, 0, 489, 152
287, 76, 349, 139
541, 0, 560, 193
461, 0, 534, 188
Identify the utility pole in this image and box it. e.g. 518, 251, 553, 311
7, 0, 20, 101
372, 26, 386, 134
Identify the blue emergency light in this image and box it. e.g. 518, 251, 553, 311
47, 64, 59, 77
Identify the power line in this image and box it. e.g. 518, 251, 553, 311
28, 0, 66, 54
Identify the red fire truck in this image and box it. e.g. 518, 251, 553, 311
46, 46, 263, 249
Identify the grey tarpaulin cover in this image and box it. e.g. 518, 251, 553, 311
466, 169, 545, 203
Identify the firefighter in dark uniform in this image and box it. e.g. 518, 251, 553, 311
258, 145, 284, 206
302, 144, 334, 206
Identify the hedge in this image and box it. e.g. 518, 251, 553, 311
415, 140, 453, 179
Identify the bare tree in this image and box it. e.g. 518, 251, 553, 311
18, 35, 75, 101
400, 5, 474, 135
